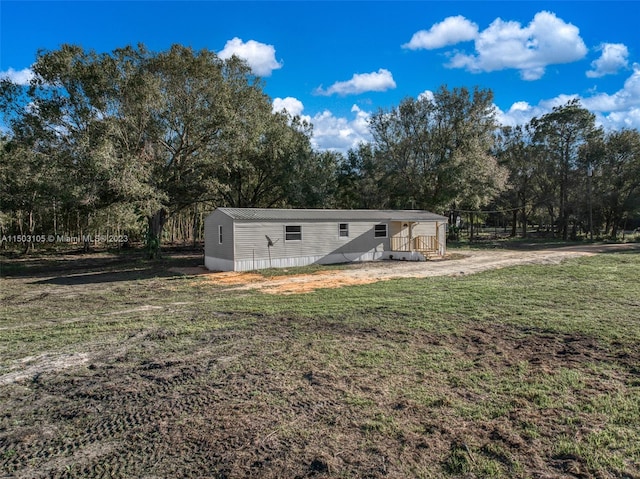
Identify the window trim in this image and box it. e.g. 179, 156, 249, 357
374, 224, 388, 238
338, 223, 349, 238
284, 225, 302, 241
218, 225, 223, 244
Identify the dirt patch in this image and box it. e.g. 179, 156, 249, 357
1, 319, 637, 478
262, 274, 384, 294
167, 266, 209, 276
198, 269, 383, 294
213, 271, 270, 285
0, 352, 90, 385
192, 243, 640, 294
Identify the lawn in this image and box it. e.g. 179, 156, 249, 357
1, 249, 639, 478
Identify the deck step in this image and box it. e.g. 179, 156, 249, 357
416, 249, 439, 259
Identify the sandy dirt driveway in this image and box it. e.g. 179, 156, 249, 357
194, 242, 640, 295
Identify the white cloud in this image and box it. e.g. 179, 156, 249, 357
0, 67, 34, 85
272, 97, 304, 116
440, 11, 587, 80
581, 64, 640, 112
417, 89, 435, 102
403, 15, 478, 50
586, 43, 629, 78
538, 94, 582, 111
496, 65, 640, 131
510, 101, 532, 112
349, 104, 372, 137
598, 108, 640, 130
495, 101, 545, 127
218, 37, 283, 77
315, 69, 396, 96
274, 97, 372, 152
496, 94, 591, 127
310, 105, 372, 151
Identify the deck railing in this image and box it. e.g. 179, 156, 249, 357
390, 236, 411, 252
390, 235, 441, 255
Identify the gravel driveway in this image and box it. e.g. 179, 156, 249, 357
201, 242, 640, 294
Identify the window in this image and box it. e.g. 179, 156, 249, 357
374, 224, 387, 238
339, 223, 349, 237
285, 225, 302, 241
218, 225, 223, 244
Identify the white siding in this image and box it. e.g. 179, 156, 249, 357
234, 220, 388, 267
204, 210, 235, 260
233, 251, 385, 272
412, 222, 437, 236
204, 209, 447, 271
205, 255, 234, 272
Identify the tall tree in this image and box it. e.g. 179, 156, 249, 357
336, 143, 388, 209
106, 45, 266, 256
596, 129, 640, 237
368, 86, 507, 217
531, 99, 600, 240
216, 112, 315, 208
286, 149, 341, 208
495, 125, 541, 237
3, 44, 315, 256
2, 46, 117, 243
0, 137, 60, 251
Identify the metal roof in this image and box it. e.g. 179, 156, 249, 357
216, 208, 447, 222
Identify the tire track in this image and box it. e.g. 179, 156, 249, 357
1, 356, 229, 478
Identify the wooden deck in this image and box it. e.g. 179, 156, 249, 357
390, 235, 442, 258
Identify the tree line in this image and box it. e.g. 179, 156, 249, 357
1, 44, 639, 254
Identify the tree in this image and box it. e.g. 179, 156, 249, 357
101, 46, 317, 255
216, 112, 316, 208
287, 149, 341, 208
2, 44, 317, 256
596, 129, 640, 237
1, 46, 117, 246
531, 99, 600, 240
0, 137, 60, 251
106, 45, 265, 256
335, 143, 389, 209
367, 86, 507, 228
495, 125, 543, 237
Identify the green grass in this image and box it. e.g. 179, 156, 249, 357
194, 252, 640, 343
1, 251, 639, 478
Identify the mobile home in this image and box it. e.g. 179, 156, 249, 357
204, 208, 447, 272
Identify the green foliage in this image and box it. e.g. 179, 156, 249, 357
363, 85, 508, 211
0, 44, 320, 249
596, 129, 640, 237
2, 44, 639, 249
531, 99, 600, 240
492, 100, 640, 240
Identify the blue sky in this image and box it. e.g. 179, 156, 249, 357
1, 1, 639, 151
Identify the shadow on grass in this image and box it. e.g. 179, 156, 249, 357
30, 267, 187, 285
1, 247, 204, 284
450, 238, 640, 253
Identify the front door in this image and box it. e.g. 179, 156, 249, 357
390, 221, 414, 251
